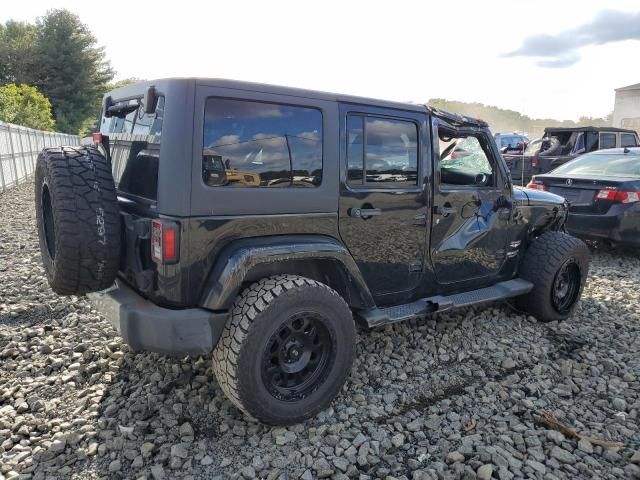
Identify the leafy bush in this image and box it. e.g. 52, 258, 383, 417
0, 83, 55, 131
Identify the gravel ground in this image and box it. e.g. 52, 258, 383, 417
1, 180, 640, 480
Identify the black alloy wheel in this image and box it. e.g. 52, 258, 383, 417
551, 259, 581, 314
262, 312, 334, 402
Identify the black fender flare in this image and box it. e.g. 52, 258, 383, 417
198, 235, 375, 311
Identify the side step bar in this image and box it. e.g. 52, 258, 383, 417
362, 278, 533, 328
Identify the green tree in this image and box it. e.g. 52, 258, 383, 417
0, 84, 55, 130
0, 21, 37, 85
32, 9, 113, 134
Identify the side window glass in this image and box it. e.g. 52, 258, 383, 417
600, 133, 616, 149
203, 98, 322, 188
365, 118, 418, 186
347, 115, 364, 184
439, 130, 495, 187
621, 133, 638, 148
346, 114, 418, 187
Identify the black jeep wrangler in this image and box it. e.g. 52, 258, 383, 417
34, 79, 590, 425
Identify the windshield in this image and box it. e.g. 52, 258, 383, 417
440, 136, 493, 174
551, 152, 640, 178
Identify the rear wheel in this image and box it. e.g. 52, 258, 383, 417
212, 275, 356, 425
517, 232, 590, 322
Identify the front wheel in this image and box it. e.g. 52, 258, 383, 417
517, 232, 590, 322
212, 275, 356, 425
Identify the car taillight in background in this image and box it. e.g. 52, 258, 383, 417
91, 132, 103, 144
531, 155, 539, 168
595, 189, 640, 204
526, 180, 547, 191
151, 219, 180, 264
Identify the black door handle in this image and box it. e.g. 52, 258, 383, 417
434, 205, 457, 217
349, 207, 382, 219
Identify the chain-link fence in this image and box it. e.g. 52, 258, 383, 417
0, 121, 80, 193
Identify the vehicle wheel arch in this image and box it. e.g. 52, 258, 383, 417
199, 235, 375, 312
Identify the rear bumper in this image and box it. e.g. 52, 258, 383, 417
566, 206, 640, 247
88, 280, 229, 355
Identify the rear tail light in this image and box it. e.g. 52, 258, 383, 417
595, 189, 640, 204
151, 219, 180, 264
531, 155, 539, 167
91, 132, 103, 145
526, 181, 547, 191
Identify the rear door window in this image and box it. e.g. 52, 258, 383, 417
202, 98, 322, 188
346, 114, 418, 187
599, 132, 616, 149
621, 133, 638, 148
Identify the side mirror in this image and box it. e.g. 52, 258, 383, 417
142, 85, 157, 114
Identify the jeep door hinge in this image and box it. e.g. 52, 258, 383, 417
413, 213, 427, 226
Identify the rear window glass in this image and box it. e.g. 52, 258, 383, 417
552, 152, 640, 178
203, 98, 322, 188
100, 96, 164, 200
621, 133, 638, 148
600, 133, 616, 149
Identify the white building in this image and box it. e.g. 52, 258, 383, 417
612, 83, 640, 132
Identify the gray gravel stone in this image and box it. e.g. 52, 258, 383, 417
1, 180, 640, 480
477, 464, 493, 480
551, 446, 577, 464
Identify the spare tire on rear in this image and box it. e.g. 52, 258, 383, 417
35, 146, 121, 295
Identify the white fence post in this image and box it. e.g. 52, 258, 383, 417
0, 125, 6, 192
7, 125, 19, 188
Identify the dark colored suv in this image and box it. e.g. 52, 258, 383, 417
34, 79, 590, 425
505, 126, 640, 184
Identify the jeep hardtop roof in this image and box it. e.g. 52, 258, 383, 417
104, 77, 488, 129
544, 126, 637, 134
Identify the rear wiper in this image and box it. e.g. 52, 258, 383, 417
105, 103, 139, 118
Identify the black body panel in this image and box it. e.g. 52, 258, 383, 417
199, 235, 375, 311
337, 104, 430, 306
430, 119, 514, 286
99, 78, 571, 312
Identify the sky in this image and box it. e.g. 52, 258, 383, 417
2, 0, 640, 121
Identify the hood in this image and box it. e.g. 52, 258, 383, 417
514, 186, 566, 207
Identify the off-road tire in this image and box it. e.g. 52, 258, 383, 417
35, 146, 121, 295
516, 231, 590, 322
540, 136, 561, 156
212, 275, 356, 425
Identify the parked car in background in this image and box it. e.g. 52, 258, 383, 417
527, 147, 640, 248
505, 126, 640, 185
495, 132, 529, 154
